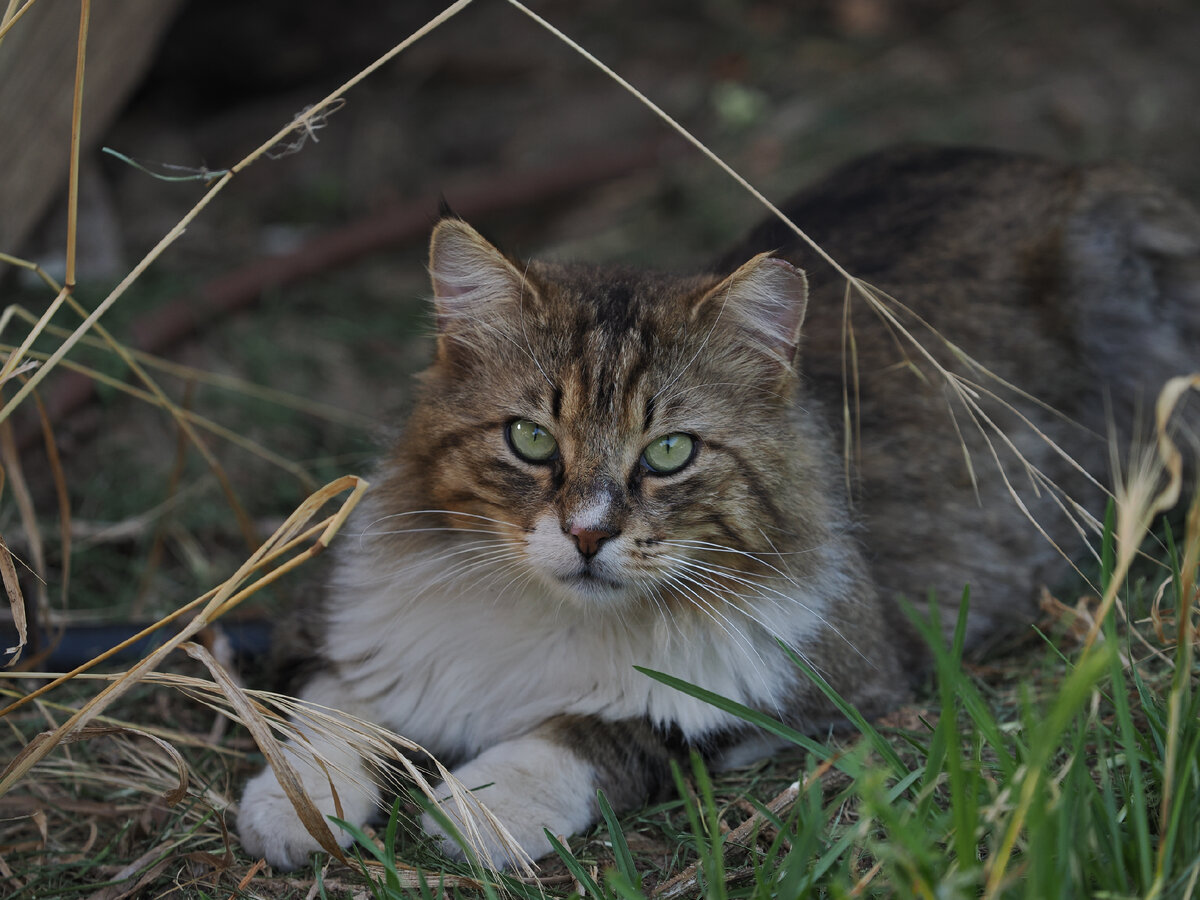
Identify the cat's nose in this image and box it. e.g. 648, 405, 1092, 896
569, 524, 616, 558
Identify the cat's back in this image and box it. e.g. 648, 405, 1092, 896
725, 145, 1198, 396
724, 145, 1199, 644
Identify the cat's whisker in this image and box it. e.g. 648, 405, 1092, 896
664, 556, 805, 609
658, 571, 768, 661
642, 578, 674, 628
664, 556, 876, 667
657, 536, 820, 559
427, 548, 529, 590
628, 572, 677, 637
367, 508, 521, 529
355, 543, 527, 597
461, 552, 537, 595
656, 379, 791, 405
755, 528, 807, 586
515, 257, 556, 391
665, 550, 805, 591
358, 509, 519, 545
360, 526, 512, 540
494, 565, 544, 607
656, 571, 739, 634
347, 538, 517, 589
657, 571, 781, 702
657, 539, 812, 588
458, 569, 529, 608
662, 554, 785, 587
664, 560, 799, 624
439, 548, 525, 578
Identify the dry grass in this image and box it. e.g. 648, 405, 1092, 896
0, 0, 1197, 897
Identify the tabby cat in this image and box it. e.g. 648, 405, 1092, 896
238, 146, 1198, 870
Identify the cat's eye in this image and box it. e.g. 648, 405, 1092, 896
507, 419, 558, 462
641, 433, 696, 475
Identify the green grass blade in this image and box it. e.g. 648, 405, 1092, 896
690, 753, 727, 900
804, 763, 923, 890
1100, 499, 1116, 586
931, 590, 978, 869
772, 782, 829, 899
634, 666, 861, 778
598, 789, 642, 892
1101, 591, 1154, 886
546, 830, 607, 897
383, 796, 401, 868
329, 815, 388, 866
905, 595, 1020, 776
774, 641, 909, 777
984, 641, 1115, 895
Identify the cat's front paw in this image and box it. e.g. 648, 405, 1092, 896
421, 735, 597, 870
238, 767, 336, 870
238, 761, 376, 871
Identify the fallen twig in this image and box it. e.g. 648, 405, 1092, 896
652, 778, 802, 900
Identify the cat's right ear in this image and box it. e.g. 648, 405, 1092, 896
428, 218, 532, 345
694, 253, 810, 373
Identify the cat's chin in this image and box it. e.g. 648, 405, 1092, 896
549, 571, 636, 610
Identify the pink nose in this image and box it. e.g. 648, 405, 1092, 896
569, 524, 615, 558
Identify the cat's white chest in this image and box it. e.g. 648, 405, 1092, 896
321, 542, 814, 761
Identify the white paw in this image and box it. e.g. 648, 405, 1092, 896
238, 767, 335, 870
238, 757, 377, 871
421, 735, 596, 870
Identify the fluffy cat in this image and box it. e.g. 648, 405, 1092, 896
238, 146, 1198, 870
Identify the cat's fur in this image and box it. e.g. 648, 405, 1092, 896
238, 146, 1198, 870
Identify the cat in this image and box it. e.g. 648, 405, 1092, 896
237, 145, 1199, 871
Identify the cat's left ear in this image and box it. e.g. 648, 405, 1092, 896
695, 254, 809, 369
428, 217, 534, 339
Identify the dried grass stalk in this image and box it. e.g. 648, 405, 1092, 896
0, 475, 367, 793
3, 724, 189, 806
1088, 373, 1200, 652
0, 535, 26, 664
182, 641, 351, 864
0, 0, 477, 422
0, 406, 45, 659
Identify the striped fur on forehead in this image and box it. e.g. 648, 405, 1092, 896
427, 218, 809, 405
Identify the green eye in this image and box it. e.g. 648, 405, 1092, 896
641, 433, 696, 474
507, 419, 558, 462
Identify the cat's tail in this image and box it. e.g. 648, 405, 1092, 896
1065, 165, 1200, 389
1063, 164, 1199, 465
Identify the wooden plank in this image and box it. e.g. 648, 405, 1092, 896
0, 0, 185, 255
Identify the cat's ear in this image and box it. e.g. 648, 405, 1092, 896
696, 254, 809, 369
428, 217, 532, 338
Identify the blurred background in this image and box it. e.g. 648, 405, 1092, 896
3, 0, 1199, 652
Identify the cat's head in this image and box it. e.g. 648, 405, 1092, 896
398, 217, 827, 614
